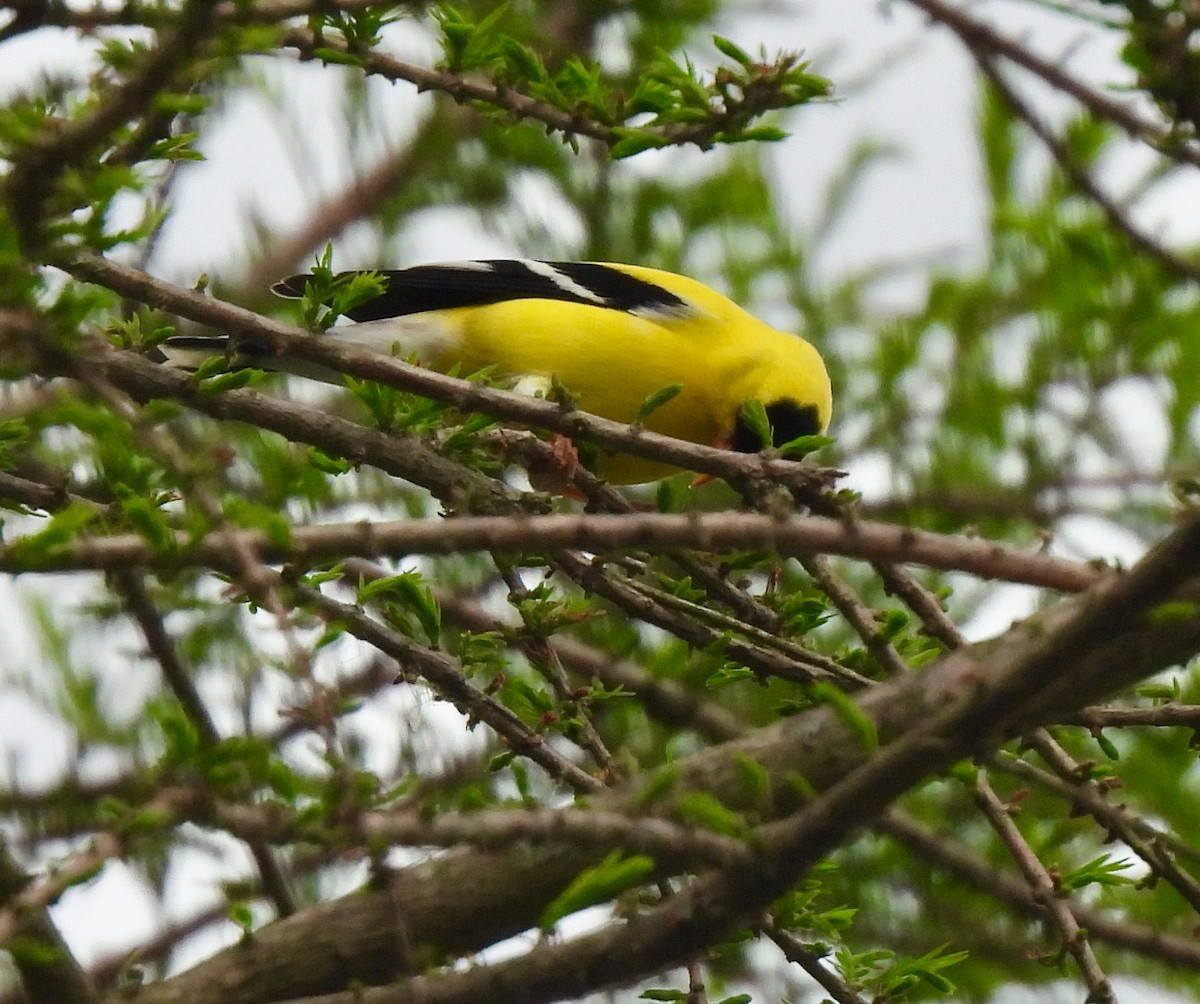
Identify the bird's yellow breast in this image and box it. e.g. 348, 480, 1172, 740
418, 301, 716, 481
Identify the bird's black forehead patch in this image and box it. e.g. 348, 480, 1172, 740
274, 260, 690, 322
731, 401, 822, 454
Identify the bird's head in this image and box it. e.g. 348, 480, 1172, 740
722, 333, 832, 456
730, 398, 825, 453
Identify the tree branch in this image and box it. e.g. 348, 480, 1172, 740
98, 512, 1200, 1004
0, 508, 1105, 592
904, 0, 1200, 168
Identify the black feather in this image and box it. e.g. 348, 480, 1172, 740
273, 261, 690, 322
731, 401, 822, 453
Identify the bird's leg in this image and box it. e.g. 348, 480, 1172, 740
690, 431, 733, 487
527, 434, 588, 500
549, 434, 581, 480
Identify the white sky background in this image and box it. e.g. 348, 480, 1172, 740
0, 1, 1195, 1001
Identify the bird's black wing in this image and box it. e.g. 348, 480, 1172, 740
272, 260, 690, 323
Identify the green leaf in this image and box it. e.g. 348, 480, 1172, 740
227, 902, 254, 934
1094, 731, 1120, 760
3, 501, 102, 569
198, 369, 263, 395
635, 765, 679, 809
511, 759, 533, 803
151, 92, 208, 115
5, 935, 65, 967
778, 433, 834, 458
610, 129, 669, 159
312, 47, 365, 67
712, 35, 753, 67
146, 131, 203, 162
732, 753, 771, 810
807, 681, 877, 751
306, 448, 354, 475
540, 850, 655, 929
654, 475, 688, 513
1148, 600, 1200, 624
489, 749, 517, 771
735, 126, 788, 143
191, 355, 234, 381
1059, 854, 1133, 891
673, 791, 748, 838
1136, 682, 1179, 701
501, 37, 547, 84
359, 572, 441, 646
706, 664, 755, 688
546, 374, 578, 409
634, 383, 684, 423
116, 488, 174, 552
738, 399, 772, 450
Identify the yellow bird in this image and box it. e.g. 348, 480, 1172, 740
165, 260, 832, 484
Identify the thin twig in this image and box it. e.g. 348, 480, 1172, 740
970, 771, 1115, 1002
1, 509, 1108, 592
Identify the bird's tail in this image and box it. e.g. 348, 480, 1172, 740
159, 314, 452, 382
159, 332, 350, 382
157, 334, 239, 371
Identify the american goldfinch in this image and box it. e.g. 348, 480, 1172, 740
165, 260, 832, 484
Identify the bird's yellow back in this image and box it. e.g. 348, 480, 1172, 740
420, 264, 831, 482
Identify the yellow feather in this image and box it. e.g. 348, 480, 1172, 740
410, 263, 832, 484
163, 262, 833, 485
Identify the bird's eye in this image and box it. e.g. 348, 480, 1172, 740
731, 401, 821, 454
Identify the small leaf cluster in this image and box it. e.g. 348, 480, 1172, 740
1109, 0, 1200, 137
773, 875, 858, 946
1056, 853, 1134, 892
292, 249, 388, 330
433, 4, 829, 155
360, 571, 442, 646
308, 3, 404, 54
0, 32, 216, 255
835, 943, 970, 1001
845, 86, 1200, 541
610, 39, 830, 158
